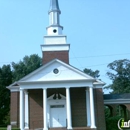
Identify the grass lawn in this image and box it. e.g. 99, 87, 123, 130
0, 128, 20, 130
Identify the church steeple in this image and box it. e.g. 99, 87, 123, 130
41, 0, 70, 64
49, 0, 60, 13
47, 0, 63, 35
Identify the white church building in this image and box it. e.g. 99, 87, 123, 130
8, 0, 106, 130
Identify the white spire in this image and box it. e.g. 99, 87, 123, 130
41, 0, 70, 53
47, 0, 63, 35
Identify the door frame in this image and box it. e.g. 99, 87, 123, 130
47, 94, 66, 128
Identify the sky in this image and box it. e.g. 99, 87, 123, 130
0, 0, 130, 93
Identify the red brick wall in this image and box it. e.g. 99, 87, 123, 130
94, 88, 106, 130
70, 87, 87, 127
42, 51, 69, 64
125, 104, 130, 119
10, 92, 19, 127
28, 89, 43, 129
10, 88, 106, 130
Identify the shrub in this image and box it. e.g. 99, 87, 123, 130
106, 116, 121, 130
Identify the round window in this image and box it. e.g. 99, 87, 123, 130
53, 68, 59, 74
53, 29, 57, 33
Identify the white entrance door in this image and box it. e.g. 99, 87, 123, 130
50, 105, 66, 127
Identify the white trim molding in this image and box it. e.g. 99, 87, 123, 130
41, 44, 70, 52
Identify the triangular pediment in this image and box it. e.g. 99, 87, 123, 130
19, 59, 95, 82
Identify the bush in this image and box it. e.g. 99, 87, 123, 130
106, 116, 121, 130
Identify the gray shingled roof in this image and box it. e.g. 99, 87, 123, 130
104, 93, 130, 100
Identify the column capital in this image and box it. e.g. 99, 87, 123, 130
42, 87, 47, 90
20, 88, 24, 91
24, 90, 28, 93
88, 85, 93, 88
85, 87, 89, 91
66, 87, 70, 89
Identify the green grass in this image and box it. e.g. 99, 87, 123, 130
0, 128, 20, 130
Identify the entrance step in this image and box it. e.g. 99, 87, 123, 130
73, 127, 96, 130
33, 127, 96, 130
49, 128, 67, 130
49, 127, 96, 130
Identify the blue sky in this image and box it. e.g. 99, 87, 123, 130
0, 0, 130, 93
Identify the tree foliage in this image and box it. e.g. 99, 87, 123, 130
12, 54, 42, 82
83, 68, 100, 79
0, 54, 42, 126
0, 65, 12, 125
106, 59, 130, 93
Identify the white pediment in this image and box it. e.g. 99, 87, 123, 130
19, 59, 95, 82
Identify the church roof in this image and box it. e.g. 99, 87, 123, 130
104, 93, 130, 104
104, 93, 130, 100
7, 59, 105, 90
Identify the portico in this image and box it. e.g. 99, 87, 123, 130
19, 87, 96, 130
17, 60, 103, 130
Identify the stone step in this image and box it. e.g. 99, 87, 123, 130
49, 127, 67, 130
34, 127, 96, 130
49, 127, 95, 130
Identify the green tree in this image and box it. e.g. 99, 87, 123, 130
12, 54, 42, 82
0, 65, 12, 125
83, 68, 100, 78
106, 59, 130, 93
0, 54, 42, 126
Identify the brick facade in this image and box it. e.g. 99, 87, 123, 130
10, 88, 107, 130
105, 103, 130, 120
94, 88, 106, 130
70, 88, 87, 127
28, 89, 43, 129
42, 51, 69, 64
10, 92, 19, 127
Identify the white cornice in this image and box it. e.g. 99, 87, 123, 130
16, 79, 93, 90
7, 86, 20, 92
41, 44, 70, 51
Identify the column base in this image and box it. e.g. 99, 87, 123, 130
43, 128, 48, 130
67, 126, 73, 130
90, 126, 96, 129
24, 127, 29, 129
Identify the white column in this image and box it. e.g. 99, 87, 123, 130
20, 89, 24, 130
24, 90, 29, 129
66, 87, 72, 129
86, 88, 90, 127
89, 87, 96, 128
43, 88, 48, 130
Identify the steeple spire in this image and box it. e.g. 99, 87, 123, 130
49, 0, 61, 13
47, 0, 63, 35
41, 0, 70, 64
